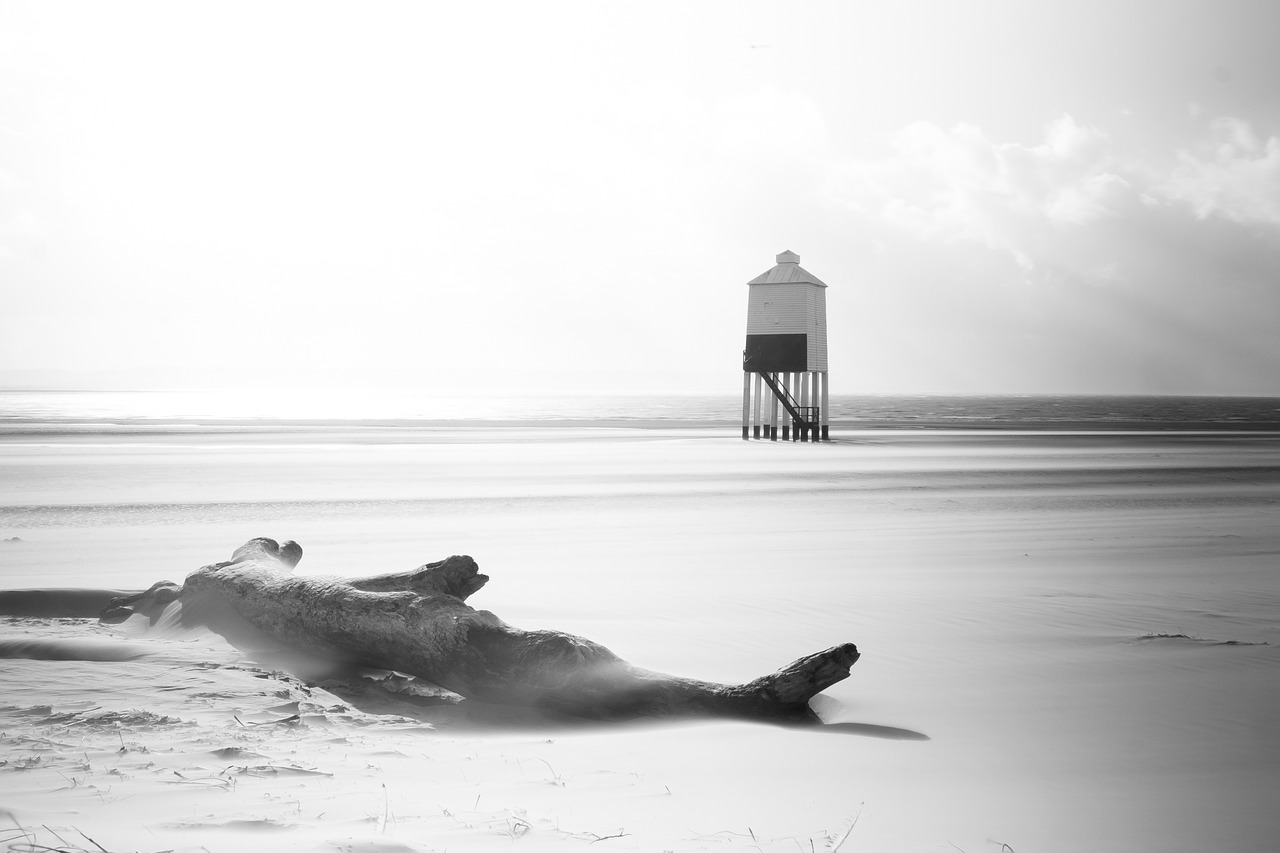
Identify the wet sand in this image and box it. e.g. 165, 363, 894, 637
2, 426, 1278, 852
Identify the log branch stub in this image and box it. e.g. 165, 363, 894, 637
350, 555, 489, 601
229, 537, 303, 569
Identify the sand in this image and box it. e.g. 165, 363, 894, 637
2, 425, 1279, 852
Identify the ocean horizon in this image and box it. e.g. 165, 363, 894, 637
2, 388, 1279, 431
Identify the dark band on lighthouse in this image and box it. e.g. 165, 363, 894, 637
743, 333, 808, 372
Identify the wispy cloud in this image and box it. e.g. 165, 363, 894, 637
1164, 117, 1280, 226
817, 113, 1280, 394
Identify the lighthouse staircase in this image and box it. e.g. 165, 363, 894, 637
759, 372, 820, 440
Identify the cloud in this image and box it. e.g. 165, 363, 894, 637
834, 115, 1140, 269
823, 113, 1280, 394
1163, 117, 1280, 226
834, 112, 1280, 274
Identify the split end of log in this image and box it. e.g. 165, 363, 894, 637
741, 642, 861, 708
100, 580, 183, 624
620, 643, 861, 720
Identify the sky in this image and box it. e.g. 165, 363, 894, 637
1, 0, 1278, 396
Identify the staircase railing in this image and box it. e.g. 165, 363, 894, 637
758, 372, 819, 430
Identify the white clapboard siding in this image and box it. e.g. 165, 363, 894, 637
745, 284, 815, 335
809, 287, 828, 371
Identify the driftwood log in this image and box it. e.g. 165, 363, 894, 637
108, 538, 860, 722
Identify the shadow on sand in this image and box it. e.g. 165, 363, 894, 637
318, 668, 931, 740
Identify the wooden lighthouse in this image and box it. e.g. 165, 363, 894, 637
741, 249, 830, 442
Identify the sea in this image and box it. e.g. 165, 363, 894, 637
1, 389, 1279, 431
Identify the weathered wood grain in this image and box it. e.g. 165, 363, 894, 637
124, 538, 860, 721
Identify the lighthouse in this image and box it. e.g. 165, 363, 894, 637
741, 250, 830, 442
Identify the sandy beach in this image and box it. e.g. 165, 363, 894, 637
2, 424, 1279, 852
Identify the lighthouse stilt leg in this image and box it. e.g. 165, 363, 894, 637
752, 372, 762, 439
811, 371, 820, 442
821, 371, 830, 441
799, 372, 810, 442
781, 372, 791, 441
788, 371, 798, 438
741, 372, 750, 440
810, 372, 818, 441
769, 375, 779, 440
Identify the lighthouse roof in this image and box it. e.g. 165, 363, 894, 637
746, 250, 828, 287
